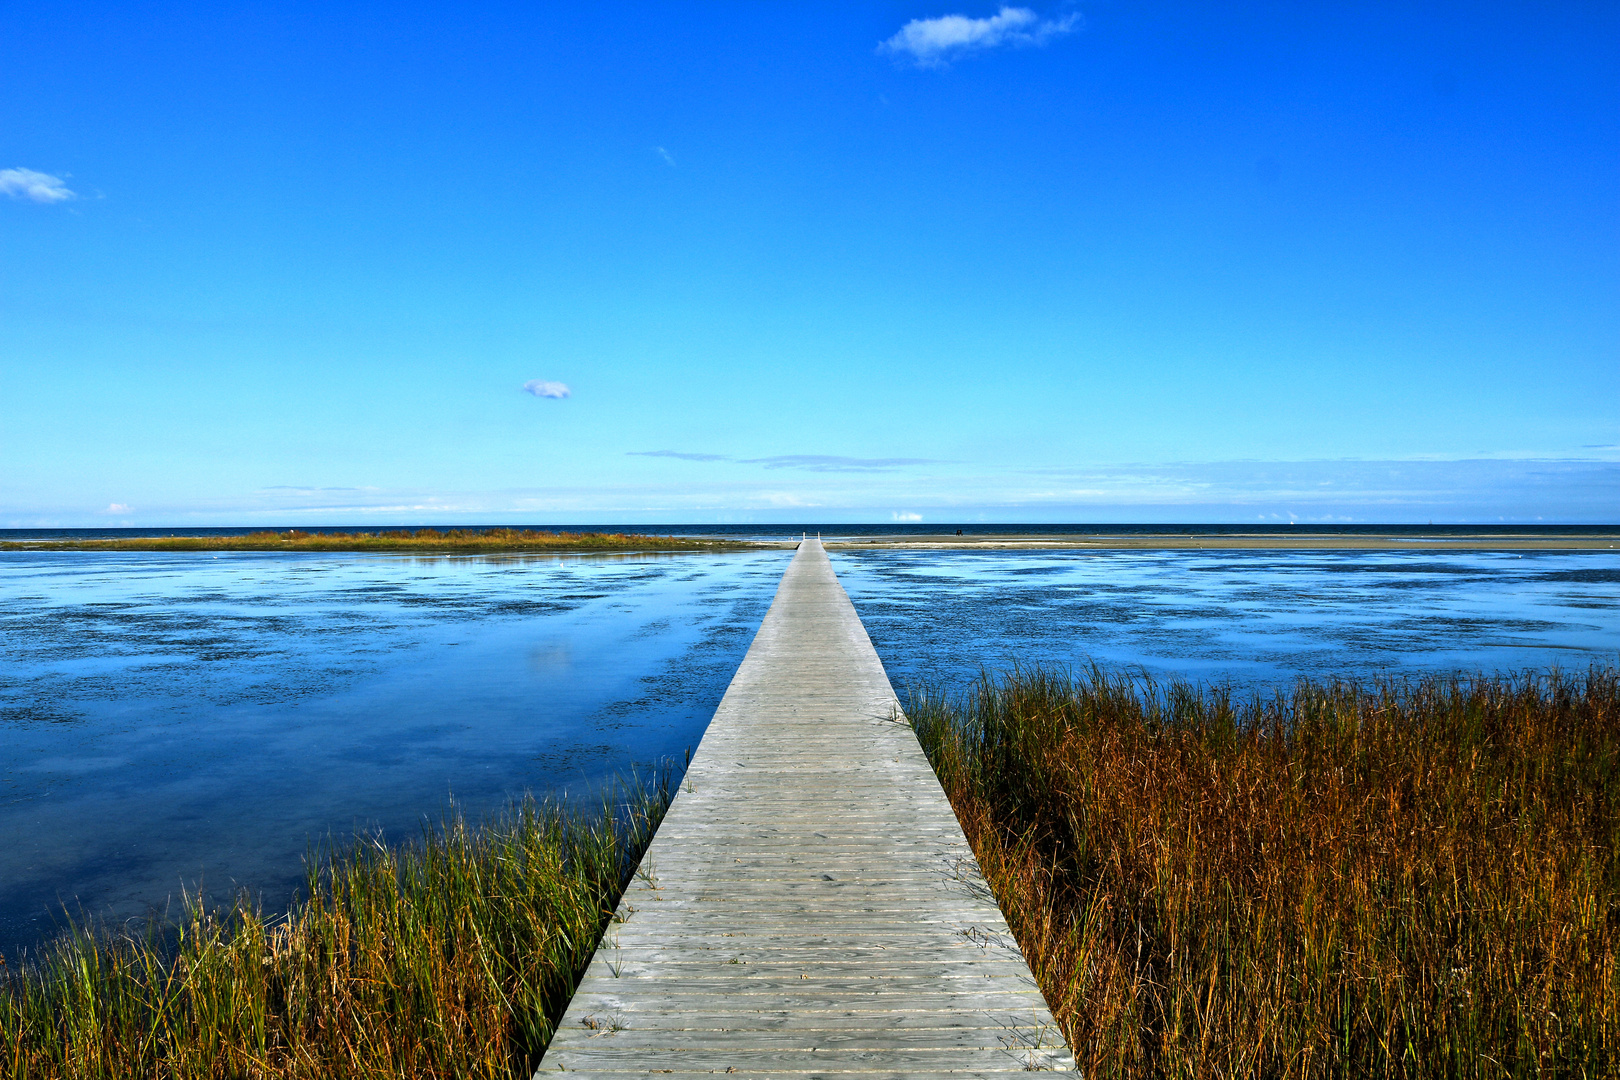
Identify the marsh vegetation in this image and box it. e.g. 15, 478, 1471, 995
12, 528, 737, 554
0, 779, 669, 1079
910, 665, 1619, 1078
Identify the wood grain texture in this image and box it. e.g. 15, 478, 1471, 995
537, 540, 1073, 1075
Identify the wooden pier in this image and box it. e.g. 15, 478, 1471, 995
538, 539, 1074, 1076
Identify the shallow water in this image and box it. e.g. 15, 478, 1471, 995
3, 545, 1617, 955
835, 547, 1620, 692
0, 549, 789, 953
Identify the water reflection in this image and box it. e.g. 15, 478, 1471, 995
4, 544, 1617, 957
833, 548, 1620, 694
0, 549, 790, 954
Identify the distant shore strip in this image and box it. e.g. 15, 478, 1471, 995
7, 528, 754, 554
6, 527, 1616, 553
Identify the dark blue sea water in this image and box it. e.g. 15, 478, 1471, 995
2, 539, 1617, 956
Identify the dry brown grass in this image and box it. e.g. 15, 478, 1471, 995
910, 666, 1619, 1078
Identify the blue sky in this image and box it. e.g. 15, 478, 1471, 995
2, 2, 1616, 526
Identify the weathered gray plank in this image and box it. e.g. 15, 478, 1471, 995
543, 1074, 1047, 1080
566, 991, 1058, 1014
555, 1011, 1060, 1032
543, 1047, 1072, 1071
536, 540, 1074, 1074
549, 1028, 1068, 1051
592, 956, 1035, 971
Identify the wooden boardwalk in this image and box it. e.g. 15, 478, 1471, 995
538, 539, 1074, 1076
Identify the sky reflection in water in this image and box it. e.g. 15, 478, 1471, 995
1, 549, 789, 953
3, 546, 1617, 954
834, 547, 1620, 693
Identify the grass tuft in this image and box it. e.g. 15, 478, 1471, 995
910, 665, 1620, 1079
0, 776, 670, 1078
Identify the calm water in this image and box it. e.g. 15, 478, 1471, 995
3, 545, 1617, 955
0, 550, 790, 953
833, 547, 1620, 690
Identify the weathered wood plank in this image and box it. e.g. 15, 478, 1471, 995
543, 1074, 1046, 1080
543, 1046, 1072, 1070
549, 1026, 1068, 1050
590, 954, 1032, 968
566, 991, 1059, 1013
556, 1010, 1060, 1032
535, 540, 1074, 1074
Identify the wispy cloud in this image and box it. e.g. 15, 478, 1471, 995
892, 511, 924, 521
746, 454, 935, 473
522, 380, 571, 399
260, 485, 376, 493
629, 450, 729, 462
629, 451, 937, 473
15, 456, 1617, 527
656, 146, 676, 167
0, 167, 75, 203
880, 6, 1080, 67
1002, 458, 1620, 521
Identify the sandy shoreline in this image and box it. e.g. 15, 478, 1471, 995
818, 533, 1620, 551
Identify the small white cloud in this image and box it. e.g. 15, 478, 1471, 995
880, 6, 1080, 67
523, 380, 571, 399
892, 511, 924, 521
656, 146, 676, 167
0, 168, 76, 203
104, 503, 133, 515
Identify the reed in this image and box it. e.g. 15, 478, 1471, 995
16, 528, 738, 553
909, 666, 1619, 1079
0, 777, 670, 1079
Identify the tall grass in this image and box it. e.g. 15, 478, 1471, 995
0, 778, 670, 1078
18, 528, 734, 553
910, 666, 1619, 1079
